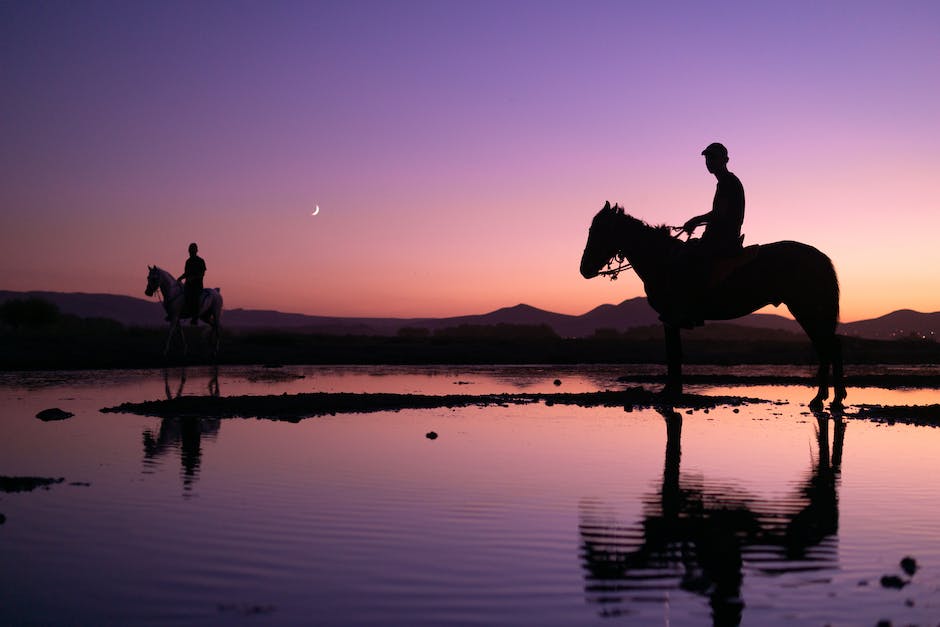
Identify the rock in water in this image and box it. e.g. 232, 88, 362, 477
880, 575, 907, 589
901, 556, 918, 576
35, 408, 74, 421
425, 431, 438, 440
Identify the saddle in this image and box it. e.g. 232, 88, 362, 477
706, 243, 760, 288
661, 240, 760, 329
182, 289, 211, 319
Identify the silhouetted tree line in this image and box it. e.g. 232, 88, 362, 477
4, 297, 940, 371
0, 297, 61, 329
0, 297, 123, 334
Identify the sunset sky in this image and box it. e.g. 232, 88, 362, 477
2, 1, 938, 322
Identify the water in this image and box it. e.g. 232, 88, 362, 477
1, 365, 938, 626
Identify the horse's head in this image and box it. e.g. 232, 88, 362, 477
580, 201, 625, 278
145, 265, 160, 297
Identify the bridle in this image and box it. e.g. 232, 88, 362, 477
147, 269, 182, 308
595, 224, 688, 280
597, 254, 632, 280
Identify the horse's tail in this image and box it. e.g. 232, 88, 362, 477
825, 254, 840, 325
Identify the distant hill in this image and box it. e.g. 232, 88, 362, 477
840, 309, 940, 340
1, 290, 935, 340
0, 290, 165, 327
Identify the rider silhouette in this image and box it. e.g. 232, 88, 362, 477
178, 243, 206, 325
681, 142, 745, 255
669, 143, 746, 327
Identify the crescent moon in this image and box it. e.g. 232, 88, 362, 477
312, 205, 320, 216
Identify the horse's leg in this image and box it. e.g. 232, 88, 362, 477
790, 304, 836, 409
831, 335, 846, 407
206, 317, 219, 358
662, 323, 683, 397
164, 321, 177, 356
803, 325, 831, 410
178, 319, 188, 356
808, 332, 831, 411
205, 299, 220, 358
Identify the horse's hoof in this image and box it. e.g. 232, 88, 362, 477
808, 398, 825, 411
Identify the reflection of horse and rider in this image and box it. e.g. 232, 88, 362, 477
580, 143, 845, 409
143, 367, 222, 492
580, 407, 844, 626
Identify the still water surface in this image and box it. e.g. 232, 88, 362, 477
0, 365, 938, 625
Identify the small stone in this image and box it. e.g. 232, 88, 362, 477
900, 556, 917, 576
425, 431, 438, 440
553, 379, 562, 386
36, 408, 74, 421
880, 575, 907, 589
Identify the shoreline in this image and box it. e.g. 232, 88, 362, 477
101, 388, 769, 421
4, 325, 940, 372
100, 386, 940, 427
6, 365, 940, 392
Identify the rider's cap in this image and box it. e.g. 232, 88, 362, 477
701, 142, 728, 159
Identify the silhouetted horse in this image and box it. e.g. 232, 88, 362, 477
580, 202, 845, 409
146, 265, 223, 356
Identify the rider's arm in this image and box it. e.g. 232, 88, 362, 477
682, 211, 713, 234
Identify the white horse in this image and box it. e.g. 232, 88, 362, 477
145, 265, 223, 356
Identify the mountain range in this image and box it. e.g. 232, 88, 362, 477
1, 290, 937, 340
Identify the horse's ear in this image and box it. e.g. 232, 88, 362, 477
603, 201, 611, 211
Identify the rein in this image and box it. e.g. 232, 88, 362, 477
150, 271, 182, 309
597, 253, 632, 279
597, 227, 688, 280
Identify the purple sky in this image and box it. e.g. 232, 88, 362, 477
2, 1, 939, 320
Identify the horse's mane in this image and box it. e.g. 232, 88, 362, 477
619, 211, 677, 248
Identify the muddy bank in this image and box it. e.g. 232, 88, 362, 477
102, 388, 770, 421
852, 404, 940, 427
618, 373, 940, 388
0, 476, 64, 493
101, 386, 940, 429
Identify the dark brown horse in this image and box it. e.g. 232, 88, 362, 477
580, 202, 845, 409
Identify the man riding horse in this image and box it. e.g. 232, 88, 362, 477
178, 242, 206, 325
671, 142, 746, 328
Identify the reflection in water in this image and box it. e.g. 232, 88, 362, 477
580, 407, 844, 626
143, 367, 221, 492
